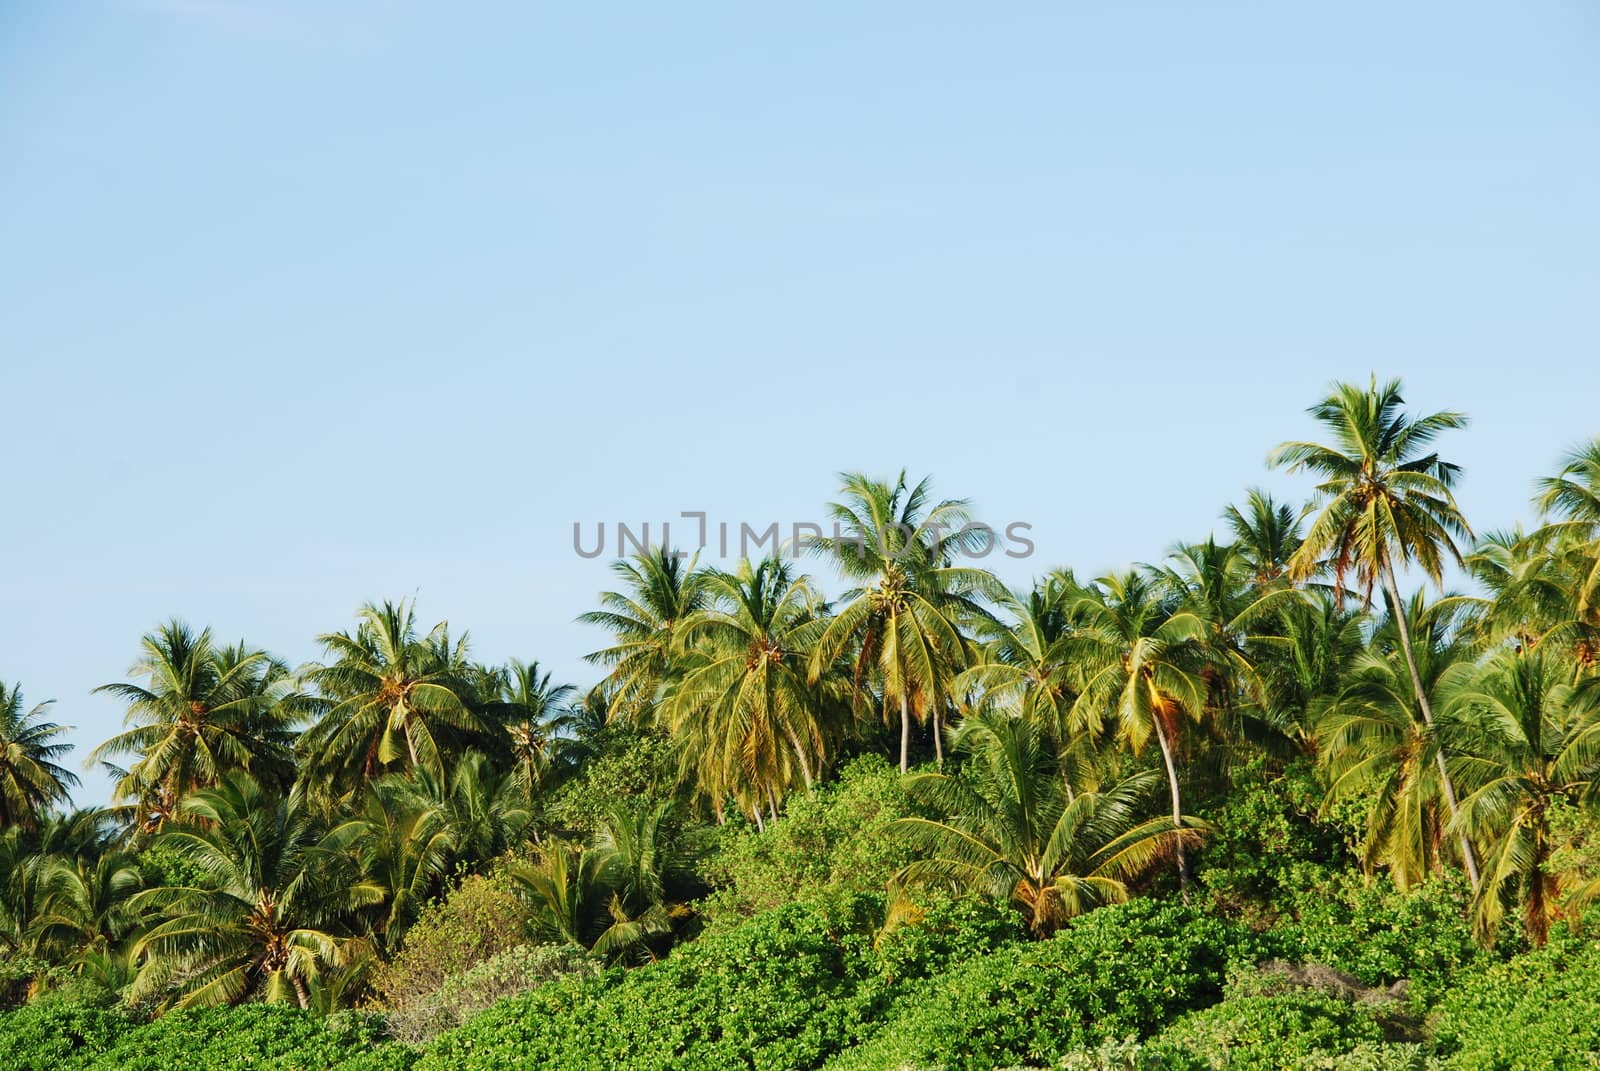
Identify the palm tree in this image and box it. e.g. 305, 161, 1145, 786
663, 559, 842, 818
1223, 489, 1306, 587
579, 548, 706, 725
91, 623, 299, 829
1067, 570, 1211, 893
1318, 592, 1476, 888
509, 799, 690, 963
490, 660, 578, 801
302, 600, 485, 795
892, 713, 1202, 935
1270, 376, 1480, 886
129, 772, 361, 1008
324, 776, 454, 953
810, 472, 999, 771
1246, 589, 1367, 752
1444, 649, 1600, 945
955, 574, 1079, 741
0, 683, 77, 832
1534, 439, 1600, 621
31, 849, 145, 966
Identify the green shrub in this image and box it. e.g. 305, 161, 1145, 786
702, 755, 918, 924
1431, 926, 1600, 1071
825, 900, 1254, 1071
385, 942, 601, 1044
368, 869, 533, 1017
0, 1001, 130, 1071
1143, 993, 1389, 1071
417, 896, 887, 1071
1265, 874, 1480, 999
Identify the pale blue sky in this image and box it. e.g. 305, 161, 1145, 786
2, 1, 1596, 805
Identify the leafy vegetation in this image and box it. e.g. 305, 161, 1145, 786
3, 377, 1600, 1067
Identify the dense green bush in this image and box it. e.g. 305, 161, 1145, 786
415, 896, 888, 1071
0, 1003, 407, 1071
367, 869, 534, 1019
1430, 927, 1600, 1071
702, 755, 918, 924
825, 900, 1254, 1071
1143, 993, 1391, 1071
1264, 874, 1482, 999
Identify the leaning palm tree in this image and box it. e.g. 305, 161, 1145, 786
91, 623, 300, 829
0, 683, 77, 832
810, 471, 1000, 771
1270, 376, 1481, 887
663, 559, 842, 817
1067, 570, 1212, 893
579, 548, 706, 726
1444, 648, 1600, 945
1318, 592, 1476, 888
129, 772, 361, 1008
301, 600, 485, 796
892, 713, 1202, 935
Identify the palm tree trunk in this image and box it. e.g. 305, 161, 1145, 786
782, 723, 815, 792
291, 973, 309, 1009
1151, 716, 1190, 901
899, 693, 911, 773
1380, 564, 1482, 890
932, 705, 944, 767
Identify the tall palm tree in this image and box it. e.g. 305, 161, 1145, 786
663, 559, 841, 817
1067, 570, 1211, 892
580, 548, 706, 726
0, 683, 77, 832
302, 600, 485, 795
810, 472, 999, 771
1444, 649, 1600, 945
892, 713, 1202, 935
91, 623, 299, 829
1318, 592, 1476, 888
129, 772, 362, 1008
1270, 376, 1480, 886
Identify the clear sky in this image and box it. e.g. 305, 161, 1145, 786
2, 1, 1596, 806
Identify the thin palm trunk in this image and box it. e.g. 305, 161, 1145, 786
291, 972, 309, 1009
781, 723, 815, 792
898, 693, 910, 773
1380, 564, 1481, 889
1151, 715, 1189, 900
932, 706, 944, 767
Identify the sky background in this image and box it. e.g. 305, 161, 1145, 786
2, 1, 1596, 806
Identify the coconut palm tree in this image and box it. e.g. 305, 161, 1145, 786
1444, 648, 1600, 945
324, 776, 454, 953
955, 574, 1079, 741
810, 472, 1000, 771
1223, 488, 1306, 587
892, 713, 1202, 935
301, 600, 485, 796
30, 849, 145, 966
1067, 570, 1211, 893
1534, 438, 1600, 620
1270, 376, 1480, 886
509, 799, 690, 963
489, 660, 578, 801
579, 548, 706, 726
129, 772, 362, 1008
663, 559, 843, 817
1318, 592, 1476, 888
91, 623, 299, 829
0, 683, 77, 832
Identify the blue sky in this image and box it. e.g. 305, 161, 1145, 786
2, 1, 1596, 805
